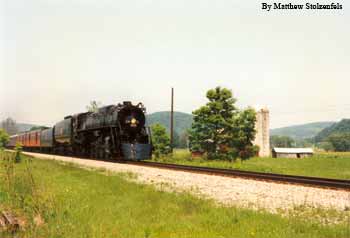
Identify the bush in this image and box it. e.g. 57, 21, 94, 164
238, 145, 259, 160
15, 143, 23, 163
151, 124, 171, 158
0, 129, 9, 149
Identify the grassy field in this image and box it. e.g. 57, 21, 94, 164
152, 150, 350, 180
0, 151, 348, 238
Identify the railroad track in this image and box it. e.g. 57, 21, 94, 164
13, 151, 350, 190
122, 160, 350, 190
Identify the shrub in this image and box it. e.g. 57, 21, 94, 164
151, 124, 171, 158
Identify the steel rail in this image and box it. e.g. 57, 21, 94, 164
122, 160, 350, 190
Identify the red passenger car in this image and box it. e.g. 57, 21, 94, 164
27, 130, 41, 147
13, 130, 41, 148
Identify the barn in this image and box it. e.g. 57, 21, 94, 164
272, 148, 314, 158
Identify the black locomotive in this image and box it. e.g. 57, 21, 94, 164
8, 101, 152, 160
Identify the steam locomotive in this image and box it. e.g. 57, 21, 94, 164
7, 101, 152, 160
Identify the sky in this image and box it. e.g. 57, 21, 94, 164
1, 0, 349, 129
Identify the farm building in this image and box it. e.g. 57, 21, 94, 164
272, 148, 314, 158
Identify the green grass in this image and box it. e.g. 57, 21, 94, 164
152, 150, 350, 180
0, 151, 349, 238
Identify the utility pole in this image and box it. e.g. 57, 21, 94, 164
170, 87, 174, 152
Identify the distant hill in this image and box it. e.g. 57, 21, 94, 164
0, 123, 40, 134
17, 123, 41, 132
270, 121, 335, 140
147, 113, 338, 140
146, 111, 193, 135
314, 119, 350, 142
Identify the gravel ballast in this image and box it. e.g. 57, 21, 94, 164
23, 152, 350, 213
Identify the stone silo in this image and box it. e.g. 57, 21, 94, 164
253, 107, 270, 157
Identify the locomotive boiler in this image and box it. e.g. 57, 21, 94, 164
8, 101, 152, 160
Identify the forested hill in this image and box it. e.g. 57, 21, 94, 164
17, 123, 40, 132
270, 121, 335, 140
0, 123, 39, 134
146, 112, 337, 140
146, 111, 193, 135
314, 119, 350, 142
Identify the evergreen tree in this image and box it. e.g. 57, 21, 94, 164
189, 87, 257, 160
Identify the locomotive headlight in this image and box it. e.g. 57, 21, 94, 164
130, 118, 138, 127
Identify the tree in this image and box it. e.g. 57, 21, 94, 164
314, 119, 350, 143
0, 129, 10, 148
178, 131, 189, 148
295, 138, 313, 148
189, 87, 257, 160
30, 126, 49, 131
189, 87, 237, 155
172, 130, 189, 148
1, 117, 18, 135
270, 135, 295, 148
232, 107, 258, 159
86, 100, 102, 113
317, 141, 334, 152
173, 131, 181, 148
151, 124, 171, 158
327, 133, 350, 152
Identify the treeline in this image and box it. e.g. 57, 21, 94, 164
0, 117, 45, 135
270, 119, 350, 152
0, 118, 18, 149
314, 119, 350, 152
0, 117, 18, 136
270, 135, 312, 148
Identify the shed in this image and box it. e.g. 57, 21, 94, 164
272, 148, 314, 158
